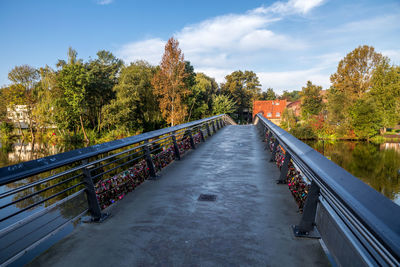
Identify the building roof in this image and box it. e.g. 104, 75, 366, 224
253, 100, 287, 120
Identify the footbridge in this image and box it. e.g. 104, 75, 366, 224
0, 114, 399, 266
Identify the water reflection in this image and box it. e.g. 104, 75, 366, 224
0, 140, 85, 168
305, 140, 400, 205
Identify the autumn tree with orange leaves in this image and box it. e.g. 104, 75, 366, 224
152, 38, 190, 126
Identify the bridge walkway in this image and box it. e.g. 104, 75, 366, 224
29, 125, 329, 266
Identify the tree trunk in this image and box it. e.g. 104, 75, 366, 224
80, 115, 89, 143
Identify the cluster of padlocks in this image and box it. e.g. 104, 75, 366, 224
94, 129, 205, 209
193, 132, 202, 144
152, 145, 176, 172
95, 160, 149, 209
267, 133, 310, 211
178, 135, 192, 154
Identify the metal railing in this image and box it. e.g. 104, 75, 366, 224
255, 113, 400, 266
0, 114, 231, 266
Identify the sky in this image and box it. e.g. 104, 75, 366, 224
1, 0, 399, 94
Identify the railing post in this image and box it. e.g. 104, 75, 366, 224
270, 139, 279, 162
187, 129, 196, 149
171, 133, 181, 160
216, 119, 220, 130
212, 120, 217, 133
277, 152, 291, 184
199, 129, 205, 142
144, 142, 157, 178
265, 132, 272, 150
292, 180, 321, 238
218, 119, 223, 129
83, 165, 108, 222
206, 123, 211, 137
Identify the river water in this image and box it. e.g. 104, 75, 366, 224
304, 140, 400, 205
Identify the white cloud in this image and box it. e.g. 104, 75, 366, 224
382, 49, 400, 65
118, 38, 165, 65
97, 0, 113, 5
258, 68, 331, 93
115, 0, 326, 91
254, 0, 325, 15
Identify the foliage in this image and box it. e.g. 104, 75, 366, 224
102, 61, 163, 132
369, 63, 400, 130
280, 108, 297, 131
328, 45, 385, 127
280, 90, 300, 102
258, 88, 276, 100
221, 70, 261, 121
349, 98, 382, 139
300, 81, 324, 120
187, 72, 218, 120
212, 95, 236, 115
289, 123, 316, 139
152, 37, 190, 126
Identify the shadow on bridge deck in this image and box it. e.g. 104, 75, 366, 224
28, 125, 330, 267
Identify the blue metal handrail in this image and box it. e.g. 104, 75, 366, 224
256, 113, 400, 266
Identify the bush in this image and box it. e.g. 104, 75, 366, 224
0, 121, 14, 135
289, 124, 317, 139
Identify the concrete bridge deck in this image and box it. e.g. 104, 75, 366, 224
29, 125, 330, 266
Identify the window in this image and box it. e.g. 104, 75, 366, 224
267, 112, 272, 117
276, 112, 281, 117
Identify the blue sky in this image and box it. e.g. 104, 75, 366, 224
1, 0, 399, 93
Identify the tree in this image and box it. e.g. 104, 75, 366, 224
300, 81, 324, 120
369, 63, 400, 132
86, 50, 123, 131
56, 48, 91, 142
280, 90, 300, 102
349, 98, 382, 139
212, 95, 236, 115
7, 65, 39, 141
259, 88, 276, 100
102, 61, 163, 132
187, 72, 218, 121
152, 37, 190, 126
328, 45, 385, 127
221, 70, 261, 122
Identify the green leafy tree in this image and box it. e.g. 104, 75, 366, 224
369, 63, 400, 132
86, 50, 123, 131
7, 65, 39, 141
187, 72, 218, 121
102, 61, 163, 132
349, 98, 382, 139
300, 81, 324, 120
221, 70, 261, 122
259, 88, 276, 100
56, 48, 91, 142
328, 45, 385, 127
280, 90, 300, 102
212, 95, 236, 115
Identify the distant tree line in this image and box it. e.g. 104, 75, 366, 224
281, 45, 400, 141
1, 42, 398, 143
0, 37, 266, 143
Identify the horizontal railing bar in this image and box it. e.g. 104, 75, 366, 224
0, 174, 82, 210
0, 115, 225, 185
0, 189, 86, 238
0, 170, 84, 200
0, 183, 84, 223
90, 155, 145, 181
256, 113, 400, 261
2, 208, 88, 267
89, 149, 145, 174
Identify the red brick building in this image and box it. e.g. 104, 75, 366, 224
253, 100, 287, 125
